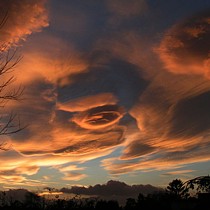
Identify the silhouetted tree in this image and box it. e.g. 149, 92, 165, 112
124, 198, 136, 210
166, 179, 189, 199
95, 200, 108, 210
136, 193, 146, 209
185, 175, 210, 194
24, 191, 42, 209
196, 176, 210, 193
83, 198, 98, 210
107, 200, 120, 210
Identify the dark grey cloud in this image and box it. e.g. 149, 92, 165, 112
49, 0, 109, 51
57, 57, 148, 111
168, 91, 210, 138
121, 141, 156, 160
60, 180, 162, 197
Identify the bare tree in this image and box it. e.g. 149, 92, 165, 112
0, 12, 24, 150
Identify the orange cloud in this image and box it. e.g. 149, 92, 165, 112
10, 95, 126, 156
49, 124, 126, 156
157, 11, 210, 79
0, 0, 49, 48
62, 172, 87, 181
14, 34, 88, 85
121, 140, 156, 160
96, 31, 159, 79
38, 191, 63, 196
56, 165, 86, 172
0, 153, 48, 187
0, 175, 26, 183
54, 165, 87, 181
161, 169, 195, 176
2, 3, 210, 185
101, 141, 210, 175
72, 105, 125, 130
129, 69, 210, 136
0, 149, 92, 186
10, 115, 125, 158
57, 93, 118, 112
15, 165, 40, 176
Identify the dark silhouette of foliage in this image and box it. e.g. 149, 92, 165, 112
0, 176, 210, 210
124, 198, 136, 210
184, 175, 210, 193
166, 179, 189, 199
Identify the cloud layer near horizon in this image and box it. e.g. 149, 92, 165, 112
0, 0, 210, 187
61, 180, 161, 197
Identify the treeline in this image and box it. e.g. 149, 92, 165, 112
0, 176, 209, 210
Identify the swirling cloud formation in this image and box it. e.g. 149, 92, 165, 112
72, 105, 125, 130
1, 1, 210, 188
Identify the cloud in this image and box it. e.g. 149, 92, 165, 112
55, 165, 87, 181
96, 31, 159, 79
10, 86, 126, 157
8, 56, 147, 157
51, 126, 126, 156
62, 172, 87, 181
157, 11, 210, 79
13, 34, 88, 85
60, 180, 161, 197
56, 165, 86, 172
42, 176, 50, 180
102, 135, 210, 175
57, 93, 118, 112
0, 155, 45, 187
121, 140, 156, 160
0, 175, 47, 187
0, 149, 89, 186
161, 169, 195, 176
72, 105, 125, 130
0, 175, 26, 183
1, 1, 210, 186
0, 0, 49, 48
129, 73, 210, 136
107, 0, 148, 18
168, 91, 210, 138
56, 57, 148, 109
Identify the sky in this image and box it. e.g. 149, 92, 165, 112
0, 0, 210, 192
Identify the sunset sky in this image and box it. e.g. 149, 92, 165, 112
0, 0, 210, 191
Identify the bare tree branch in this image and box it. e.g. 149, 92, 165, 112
0, 10, 26, 150
0, 50, 25, 138
0, 51, 24, 149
